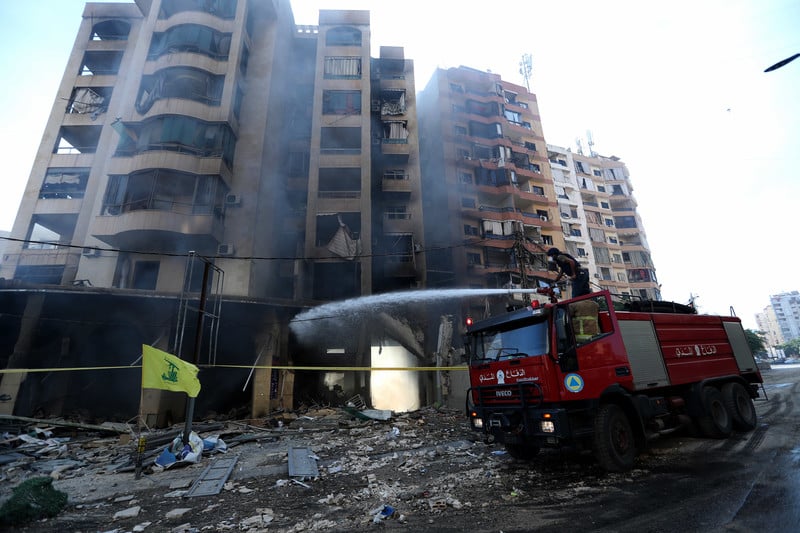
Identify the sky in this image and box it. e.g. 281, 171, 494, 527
0, 0, 798, 329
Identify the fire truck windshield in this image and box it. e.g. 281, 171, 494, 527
469, 319, 549, 363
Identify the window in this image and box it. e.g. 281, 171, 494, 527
324, 56, 361, 78
25, 214, 77, 249
321, 127, 361, 153
531, 185, 545, 195
114, 117, 236, 167
102, 170, 227, 215
458, 172, 473, 184
575, 161, 585, 173
577, 247, 587, 257
593, 169, 602, 177
383, 169, 407, 180
90, 19, 131, 40
132, 262, 160, 290
467, 252, 482, 265
14, 265, 65, 285
524, 141, 536, 151
605, 219, 615, 227
136, 67, 224, 113
600, 202, 610, 209
67, 87, 111, 116
148, 25, 232, 61
239, 44, 250, 76
323, 90, 361, 114
233, 86, 243, 119
461, 197, 476, 209
287, 151, 309, 177
542, 235, 553, 245
40, 168, 90, 199
159, 0, 237, 19
318, 168, 361, 198
382, 121, 409, 141
54, 126, 102, 154
617, 272, 627, 281
326, 26, 362, 46
531, 163, 541, 173
454, 125, 467, 136
464, 225, 478, 236
449, 83, 464, 93
608, 236, 618, 244
504, 109, 522, 123
385, 205, 409, 219
597, 185, 606, 193
622, 252, 631, 262
457, 148, 470, 159
79, 51, 123, 76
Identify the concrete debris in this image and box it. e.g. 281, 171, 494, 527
0, 405, 539, 531
113, 505, 141, 520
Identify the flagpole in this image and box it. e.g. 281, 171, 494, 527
183, 259, 210, 445
135, 348, 145, 479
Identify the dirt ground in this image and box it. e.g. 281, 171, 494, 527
0, 366, 789, 532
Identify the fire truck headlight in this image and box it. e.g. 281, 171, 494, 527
472, 417, 484, 429
540, 420, 555, 433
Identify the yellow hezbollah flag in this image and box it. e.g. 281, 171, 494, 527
141, 344, 201, 397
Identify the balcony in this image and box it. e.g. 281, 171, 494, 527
92, 209, 224, 252
382, 177, 412, 193
382, 213, 414, 233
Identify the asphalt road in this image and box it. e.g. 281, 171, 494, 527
501, 365, 800, 533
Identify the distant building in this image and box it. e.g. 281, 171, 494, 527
768, 291, 800, 343
755, 304, 784, 356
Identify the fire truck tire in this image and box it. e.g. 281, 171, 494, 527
504, 443, 540, 460
721, 382, 757, 431
696, 386, 733, 438
593, 404, 637, 472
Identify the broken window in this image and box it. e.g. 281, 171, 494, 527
318, 168, 361, 198
322, 90, 361, 115
320, 127, 361, 153
79, 51, 123, 76
159, 0, 238, 19
326, 26, 362, 47
136, 67, 224, 113
465, 100, 499, 117
54, 126, 102, 154
148, 24, 232, 61
39, 168, 90, 199
324, 56, 361, 78
90, 19, 131, 40
103, 170, 227, 215
504, 109, 522, 124
24, 214, 78, 249
382, 121, 408, 142
67, 87, 111, 116
379, 90, 405, 115
614, 216, 637, 229
316, 212, 361, 252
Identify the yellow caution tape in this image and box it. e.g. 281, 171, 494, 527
0, 365, 469, 374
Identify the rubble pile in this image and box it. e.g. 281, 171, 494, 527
0, 407, 500, 531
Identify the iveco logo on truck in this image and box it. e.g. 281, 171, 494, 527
495, 390, 512, 397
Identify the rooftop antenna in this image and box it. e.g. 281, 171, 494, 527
575, 137, 584, 155
586, 129, 596, 157
519, 53, 533, 92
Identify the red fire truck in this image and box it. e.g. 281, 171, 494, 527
465, 290, 763, 471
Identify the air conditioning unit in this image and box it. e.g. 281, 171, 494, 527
225, 194, 241, 207
82, 247, 100, 257
217, 243, 235, 256
540, 215, 548, 221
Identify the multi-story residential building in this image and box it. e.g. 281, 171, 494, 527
769, 291, 800, 343
570, 151, 660, 301
0, 1, 427, 419
418, 66, 565, 317
755, 304, 784, 357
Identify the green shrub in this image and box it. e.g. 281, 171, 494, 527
0, 477, 68, 526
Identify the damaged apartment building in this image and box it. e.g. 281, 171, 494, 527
0, 0, 430, 424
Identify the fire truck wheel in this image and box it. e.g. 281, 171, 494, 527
696, 386, 733, 438
721, 382, 757, 431
504, 443, 540, 460
593, 404, 637, 472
